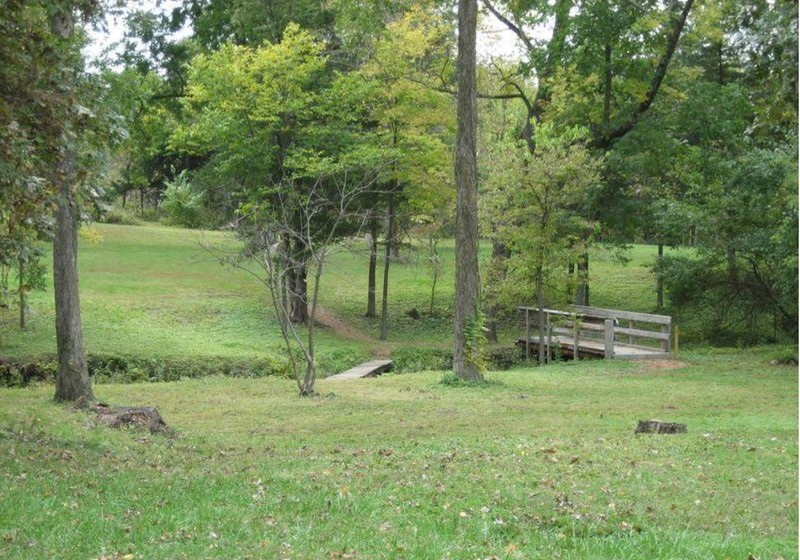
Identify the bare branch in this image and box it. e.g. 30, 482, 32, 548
481, 0, 535, 53
593, 0, 696, 149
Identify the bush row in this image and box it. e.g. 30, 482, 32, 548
0, 348, 365, 387
0, 345, 525, 387
390, 345, 525, 374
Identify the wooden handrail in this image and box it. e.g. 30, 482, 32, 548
518, 304, 673, 359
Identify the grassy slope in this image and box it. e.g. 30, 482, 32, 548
1, 224, 369, 362
0, 222, 691, 363
0, 348, 796, 559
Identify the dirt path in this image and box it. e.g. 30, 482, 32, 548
314, 307, 391, 358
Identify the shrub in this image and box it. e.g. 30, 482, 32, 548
0, 353, 299, 387
100, 206, 142, 226
391, 347, 452, 373
485, 346, 525, 370
161, 172, 207, 229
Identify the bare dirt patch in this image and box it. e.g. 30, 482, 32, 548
640, 359, 690, 372
315, 307, 373, 342
314, 307, 392, 358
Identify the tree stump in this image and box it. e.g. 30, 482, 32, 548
635, 419, 687, 434
81, 401, 176, 437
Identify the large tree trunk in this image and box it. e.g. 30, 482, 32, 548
453, 0, 482, 381
53, 147, 93, 403
366, 216, 378, 318
379, 198, 396, 341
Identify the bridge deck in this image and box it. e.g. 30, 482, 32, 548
326, 359, 394, 380
518, 335, 669, 360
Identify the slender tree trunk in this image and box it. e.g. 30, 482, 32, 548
603, 42, 612, 131
484, 239, 509, 343
366, 216, 378, 318
301, 256, 324, 396
535, 264, 546, 365
567, 259, 575, 304
575, 252, 589, 307
53, 146, 93, 402
429, 235, 440, 316
379, 198, 396, 341
453, 0, 482, 381
18, 257, 26, 330
656, 242, 664, 310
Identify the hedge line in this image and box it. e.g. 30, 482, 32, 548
0, 349, 364, 387
0, 345, 527, 387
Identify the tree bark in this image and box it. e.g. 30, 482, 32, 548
453, 0, 482, 381
53, 146, 93, 403
366, 216, 378, 318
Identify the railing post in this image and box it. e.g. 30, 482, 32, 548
572, 313, 579, 361
661, 323, 670, 353
604, 319, 615, 359
546, 311, 552, 364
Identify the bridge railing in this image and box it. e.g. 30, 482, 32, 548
519, 305, 672, 361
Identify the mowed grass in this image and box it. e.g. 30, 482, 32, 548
0, 223, 684, 362
0, 224, 368, 365
0, 347, 796, 559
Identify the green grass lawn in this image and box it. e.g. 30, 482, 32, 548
0, 223, 688, 365
0, 347, 796, 559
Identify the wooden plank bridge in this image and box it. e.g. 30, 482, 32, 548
326, 359, 393, 380
518, 305, 673, 362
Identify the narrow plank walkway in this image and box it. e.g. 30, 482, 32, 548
326, 359, 393, 380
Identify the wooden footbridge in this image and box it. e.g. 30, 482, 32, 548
326, 359, 393, 380
518, 305, 673, 362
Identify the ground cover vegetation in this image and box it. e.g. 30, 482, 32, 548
0, 349, 796, 558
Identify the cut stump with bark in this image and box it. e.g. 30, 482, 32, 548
78, 400, 176, 437
635, 419, 687, 434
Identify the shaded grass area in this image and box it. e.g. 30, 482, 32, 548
0, 348, 796, 559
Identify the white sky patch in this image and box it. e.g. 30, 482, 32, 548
82, 0, 190, 68
477, 12, 527, 62
83, 2, 529, 67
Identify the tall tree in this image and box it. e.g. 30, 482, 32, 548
51, 3, 95, 402
453, 0, 483, 381
0, 0, 97, 401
